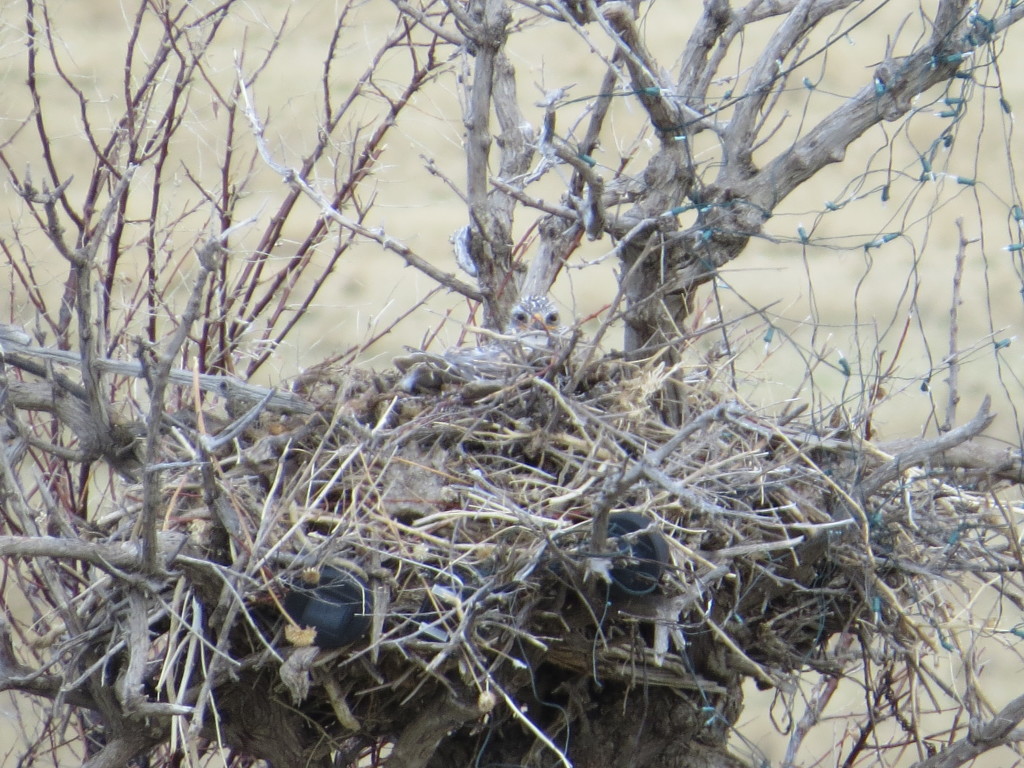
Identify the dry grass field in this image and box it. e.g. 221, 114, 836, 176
3, 0, 1024, 765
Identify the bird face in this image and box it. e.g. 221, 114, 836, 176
506, 295, 563, 335
396, 294, 571, 392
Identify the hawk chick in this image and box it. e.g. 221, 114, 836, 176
395, 295, 569, 393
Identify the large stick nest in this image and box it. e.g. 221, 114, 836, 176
8, 335, 1015, 765
20, 343, 1018, 766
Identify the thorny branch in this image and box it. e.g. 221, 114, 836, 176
237, 69, 483, 306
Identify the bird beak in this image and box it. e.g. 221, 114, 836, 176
530, 314, 554, 332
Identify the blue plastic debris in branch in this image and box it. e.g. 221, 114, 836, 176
865, 232, 900, 249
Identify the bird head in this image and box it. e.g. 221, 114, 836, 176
506, 295, 564, 336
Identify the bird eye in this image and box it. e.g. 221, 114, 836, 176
512, 310, 528, 325
545, 311, 560, 326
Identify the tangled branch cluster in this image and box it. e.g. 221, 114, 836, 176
3, 333, 1021, 767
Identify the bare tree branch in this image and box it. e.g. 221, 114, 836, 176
0, 329, 312, 415
237, 69, 482, 305
909, 694, 1024, 768
856, 396, 996, 499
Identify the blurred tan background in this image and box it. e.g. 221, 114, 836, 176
2, 0, 1024, 764
2, 1, 1022, 437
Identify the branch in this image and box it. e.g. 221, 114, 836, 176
591, 401, 744, 549
1, 380, 106, 462
138, 230, 226, 569
598, 2, 682, 136
675, 0, 731, 107
0, 615, 46, 690
0, 327, 313, 415
391, 0, 465, 45
781, 635, 857, 768
491, 50, 545, 298
463, 0, 503, 209
736, 0, 976, 208
856, 396, 996, 499
457, 0, 520, 323
237, 68, 481, 303
875, 436, 1024, 486
909, 694, 1024, 768
0, 532, 187, 574
944, 220, 970, 429
82, 735, 165, 768
724, 0, 846, 174
383, 692, 480, 768
0, 616, 96, 709
74, 168, 136, 442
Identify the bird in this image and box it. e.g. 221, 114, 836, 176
394, 295, 569, 393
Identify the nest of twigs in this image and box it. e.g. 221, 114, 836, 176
107, 349, 1012, 765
